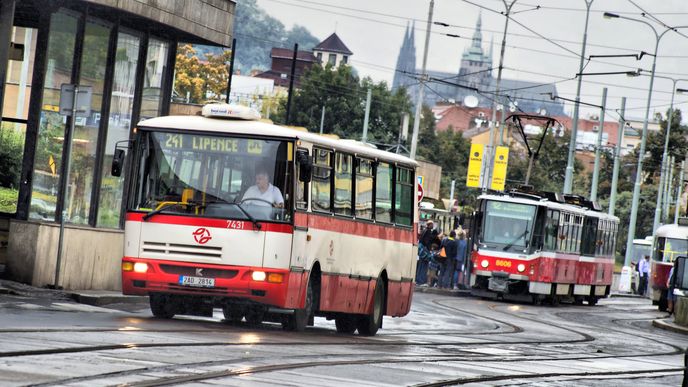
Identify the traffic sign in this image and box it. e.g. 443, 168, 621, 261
417, 182, 424, 203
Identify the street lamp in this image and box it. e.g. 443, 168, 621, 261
603, 12, 688, 266
563, 0, 595, 194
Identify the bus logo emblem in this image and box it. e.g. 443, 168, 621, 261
193, 228, 212, 244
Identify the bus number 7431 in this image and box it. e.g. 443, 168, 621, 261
226, 220, 245, 230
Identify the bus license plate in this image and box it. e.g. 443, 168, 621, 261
179, 276, 215, 288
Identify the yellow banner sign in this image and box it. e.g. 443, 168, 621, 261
466, 143, 484, 188
490, 146, 509, 191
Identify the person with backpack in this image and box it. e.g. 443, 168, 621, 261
416, 220, 438, 285
439, 230, 459, 289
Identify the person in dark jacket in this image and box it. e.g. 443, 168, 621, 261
440, 230, 459, 289
454, 230, 468, 289
416, 220, 438, 285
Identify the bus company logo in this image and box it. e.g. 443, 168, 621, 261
192, 228, 212, 244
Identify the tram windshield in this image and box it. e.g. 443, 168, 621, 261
482, 200, 536, 249
131, 130, 292, 222
655, 237, 688, 263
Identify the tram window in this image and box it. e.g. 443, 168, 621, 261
375, 162, 393, 223
395, 166, 414, 226
334, 153, 353, 216
355, 158, 374, 219
558, 213, 569, 252
544, 209, 559, 251
312, 148, 332, 213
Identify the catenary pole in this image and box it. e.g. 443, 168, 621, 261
362, 87, 372, 143
409, 0, 433, 159
564, 0, 595, 194
590, 87, 607, 202
675, 160, 685, 223
609, 97, 625, 217
284, 43, 298, 125
225, 38, 236, 104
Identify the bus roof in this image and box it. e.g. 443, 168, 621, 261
655, 223, 688, 239
138, 115, 417, 167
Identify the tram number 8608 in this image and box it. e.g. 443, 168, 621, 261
495, 259, 512, 268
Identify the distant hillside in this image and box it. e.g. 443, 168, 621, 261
233, 0, 320, 75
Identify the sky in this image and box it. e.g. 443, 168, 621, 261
254, 0, 688, 124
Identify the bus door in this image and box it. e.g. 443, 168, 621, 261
286, 148, 312, 308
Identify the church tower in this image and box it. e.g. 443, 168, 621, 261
392, 22, 417, 91
457, 14, 492, 91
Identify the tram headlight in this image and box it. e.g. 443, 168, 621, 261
480, 259, 489, 268
252, 271, 266, 281
133, 262, 148, 273
517, 264, 526, 273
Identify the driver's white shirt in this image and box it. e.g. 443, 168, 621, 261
242, 183, 284, 207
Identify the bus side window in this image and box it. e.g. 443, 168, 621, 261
312, 148, 332, 213
375, 162, 393, 223
394, 166, 414, 227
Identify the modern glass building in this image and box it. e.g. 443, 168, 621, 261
0, 0, 235, 289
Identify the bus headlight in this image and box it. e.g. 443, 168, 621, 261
252, 271, 266, 281
517, 264, 526, 273
133, 262, 148, 273
480, 259, 489, 268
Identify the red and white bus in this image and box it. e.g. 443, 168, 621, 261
470, 189, 619, 305
651, 219, 688, 311
116, 104, 418, 335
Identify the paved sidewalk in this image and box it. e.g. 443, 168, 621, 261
0, 279, 147, 306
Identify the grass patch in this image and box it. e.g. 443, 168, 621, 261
0, 187, 18, 214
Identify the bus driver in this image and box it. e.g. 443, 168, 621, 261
242, 169, 284, 208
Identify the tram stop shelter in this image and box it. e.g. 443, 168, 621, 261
0, 0, 235, 290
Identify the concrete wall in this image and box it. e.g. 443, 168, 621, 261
84, 0, 235, 46
675, 296, 688, 326
7, 220, 124, 290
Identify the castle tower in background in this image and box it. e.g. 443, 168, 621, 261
392, 22, 417, 91
457, 13, 492, 92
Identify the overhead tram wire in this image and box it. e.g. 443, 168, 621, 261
627, 0, 688, 41
263, 0, 678, 72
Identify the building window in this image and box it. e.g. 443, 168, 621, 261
0, 26, 36, 214
312, 148, 332, 212
342, 55, 348, 64
316, 52, 322, 62
334, 153, 352, 216
394, 166, 414, 226
30, 10, 79, 222
328, 53, 336, 65
63, 18, 112, 225
355, 158, 373, 220
140, 38, 169, 120
375, 162, 392, 223
96, 31, 140, 228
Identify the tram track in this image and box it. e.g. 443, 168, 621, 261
20, 296, 685, 387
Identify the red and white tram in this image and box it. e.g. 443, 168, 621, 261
117, 104, 418, 335
470, 189, 619, 305
651, 219, 688, 311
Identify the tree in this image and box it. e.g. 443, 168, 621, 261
234, 0, 320, 74
173, 44, 232, 104
637, 108, 687, 181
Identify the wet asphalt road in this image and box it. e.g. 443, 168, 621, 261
0, 290, 685, 386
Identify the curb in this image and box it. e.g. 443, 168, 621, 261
414, 286, 472, 297
609, 293, 647, 299
68, 292, 148, 306
652, 318, 688, 335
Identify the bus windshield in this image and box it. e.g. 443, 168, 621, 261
655, 237, 688, 263
132, 130, 292, 222
482, 200, 536, 250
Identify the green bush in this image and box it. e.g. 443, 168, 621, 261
0, 187, 18, 213
0, 125, 24, 189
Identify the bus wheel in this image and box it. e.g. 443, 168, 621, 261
222, 305, 244, 323
357, 280, 385, 336
149, 294, 175, 319
586, 296, 598, 306
335, 315, 357, 334
245, 307, 265, 325
284, 278, 314, 332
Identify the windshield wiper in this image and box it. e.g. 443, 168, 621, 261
503, 230, 529, 251
143, 202, 183, 221
230, 200, 262, 230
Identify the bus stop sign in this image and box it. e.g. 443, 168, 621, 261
417, 182, 424, 203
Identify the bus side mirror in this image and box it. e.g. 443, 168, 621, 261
296, 149, 311, 183
111, 149, 125, 177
